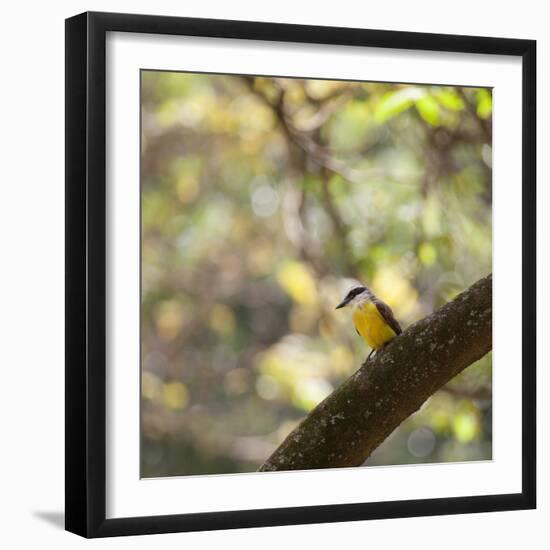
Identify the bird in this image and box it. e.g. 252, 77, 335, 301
335, 285, 402, 361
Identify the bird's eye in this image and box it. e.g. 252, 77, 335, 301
347, 287, 363, 299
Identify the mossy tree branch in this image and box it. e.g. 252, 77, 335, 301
259, 274, 492, 472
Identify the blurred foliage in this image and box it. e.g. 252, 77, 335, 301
141, 71, 492, 477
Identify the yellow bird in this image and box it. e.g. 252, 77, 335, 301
336, 285, 402, 361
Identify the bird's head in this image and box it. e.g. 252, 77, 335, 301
335, 285, 372, 309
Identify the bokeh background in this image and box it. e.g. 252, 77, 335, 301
140, 72, 492, 477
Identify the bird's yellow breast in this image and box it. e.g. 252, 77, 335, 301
352, 301, 396, 350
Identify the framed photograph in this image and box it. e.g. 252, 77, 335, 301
65, 11, 536, 537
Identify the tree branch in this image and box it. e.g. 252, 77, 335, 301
259, 274, 492, 471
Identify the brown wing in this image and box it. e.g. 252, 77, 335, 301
374, 298, 402, 335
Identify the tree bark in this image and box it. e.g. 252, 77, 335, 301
259, 274, 492, 472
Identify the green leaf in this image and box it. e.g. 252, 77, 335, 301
418, 242, 437, 265
452, 410, 480, 443
415, 95, 440, 126
375, 87, 425, 123
476, 89, 493, 119
434, 89, 465, 111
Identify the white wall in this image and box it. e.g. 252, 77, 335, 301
0, 1, 546, 548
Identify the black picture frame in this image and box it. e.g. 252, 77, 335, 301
65, 11, 536, 538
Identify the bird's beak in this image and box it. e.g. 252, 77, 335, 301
335, 297, 350, 310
